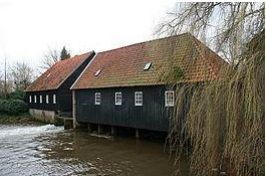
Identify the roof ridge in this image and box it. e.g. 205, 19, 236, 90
55, 51, 93, 64
98, 32, 191, 54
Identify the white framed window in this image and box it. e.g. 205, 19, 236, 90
135, 91, 143, 106
165, 91, 174, 107
34, 95, 37, 103
39, 95, 43, 104
29, 95, 32, 103
95, 92, 101, 105
46, 95, 49, 104
115, 92, 122, 105
53, 94, 56, 104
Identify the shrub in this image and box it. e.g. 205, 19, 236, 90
0, 99, 28, 115
8, 90, 26, 100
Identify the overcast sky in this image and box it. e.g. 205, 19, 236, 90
0, 0, 177, 73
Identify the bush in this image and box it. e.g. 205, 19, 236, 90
0, 99, 28, 115
8, 90, 26, 100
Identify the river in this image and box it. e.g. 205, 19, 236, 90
0, 124, 175, 176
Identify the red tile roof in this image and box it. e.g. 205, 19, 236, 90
26, 51, 94, 92
71, 33, 226, 90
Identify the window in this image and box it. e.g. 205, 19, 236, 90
144, 62, 152, 70
34, 95, 37, 103
95, 92, 101, 105
39, 95, 43, 104
53, 94, 56, 104
115, 92, 122, 105
135, 91, 143, 106
46, 95, 49, 104
94, 69, 101, 76
165, 91, 174, 107
29, 96, 32, 103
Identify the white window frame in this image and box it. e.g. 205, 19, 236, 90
165, 91, 175, 107
53, 94, 56, 104
115, 92, 122, 106
135, 91, 143, 106
34, 95, 37, 103
46, 95, 49, 104
29, 95, 32, 103
95, 92, 101, 105
39, 95, 43, 104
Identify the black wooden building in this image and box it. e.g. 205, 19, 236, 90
71, 33, 225, 132
25, 51, 95, 122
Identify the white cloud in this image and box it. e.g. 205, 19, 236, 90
0, 0, 176, 72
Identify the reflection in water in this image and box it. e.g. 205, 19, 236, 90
0, 125, 175, 176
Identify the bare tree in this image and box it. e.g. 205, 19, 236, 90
40, 48, 60, 70
10, 62, 34, 91
40, 46, 71, 70
157, 2, 265, 63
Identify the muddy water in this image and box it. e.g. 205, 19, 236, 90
0, 125, 175, 176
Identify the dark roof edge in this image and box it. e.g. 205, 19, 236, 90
70, 53, 98, 90
56, 51, 95, 90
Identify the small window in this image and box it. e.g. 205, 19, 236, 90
165, 91, 174, 107
34, 95, 37, 103
46, 95, 49, 104
135, 91, 143, 106
115, 92, 122, 105
40, 95, 43, 104
53, 94, 56, 104
95, 92, 101, 105
94, 69, 101, 76
144, 62, 152, 70
29, 95, 32, 103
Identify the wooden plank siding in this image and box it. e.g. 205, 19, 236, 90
75, 86, 173, 132
25, 90, 58, 111
26, 53, 95, 116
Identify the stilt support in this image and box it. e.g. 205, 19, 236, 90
111, 126, 116, 136
135, 128, 140, 139
88, 123, 92, 133
98, 124, 102, 134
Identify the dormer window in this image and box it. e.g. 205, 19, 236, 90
144, 62, 152, 70
94, 69, 101, 76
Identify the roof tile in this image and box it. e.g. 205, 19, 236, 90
26, 51, 94, 92
72, 33, 226, 89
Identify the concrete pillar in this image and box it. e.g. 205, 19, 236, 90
111, 126, 116, 136
64, 119, 73, 129
72, 90, 80, 129
135, 128, 140, 139
88, 123, 92, 133
97, 124, 102, 134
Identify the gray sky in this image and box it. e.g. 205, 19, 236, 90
0, 0, 177, 73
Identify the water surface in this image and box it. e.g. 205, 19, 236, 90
0, 125, 174, 176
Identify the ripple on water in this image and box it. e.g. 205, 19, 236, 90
0, 125, 177, 176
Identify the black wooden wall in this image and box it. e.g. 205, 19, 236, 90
75, 85, 173, 132
26, 52, 95, 115
57, 53, 95, 115
26, 90, 58, 111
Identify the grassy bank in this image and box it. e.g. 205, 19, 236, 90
0, 113, 45, 125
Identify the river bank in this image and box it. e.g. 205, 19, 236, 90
0, 114, 45, 125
